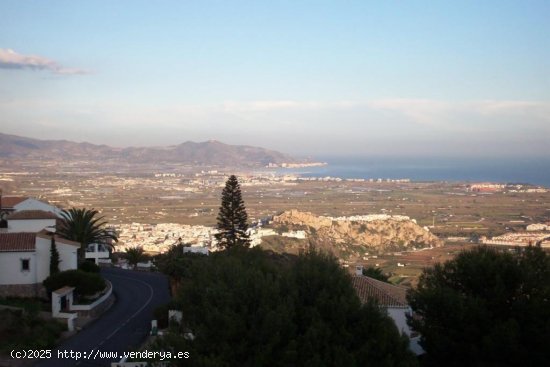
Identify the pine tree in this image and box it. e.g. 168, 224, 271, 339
49, 235, 60, 275
215, 175, 250, 249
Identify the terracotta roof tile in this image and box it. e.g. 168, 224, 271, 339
0, 232, 36, 252
351, 275, 408, 307
8, 210, 59, 220
36, 231, 81, 247
0, 196, 28, 209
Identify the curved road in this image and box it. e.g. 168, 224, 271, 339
35, 268, 171, 367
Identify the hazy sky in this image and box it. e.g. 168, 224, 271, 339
1, 1, 549, 157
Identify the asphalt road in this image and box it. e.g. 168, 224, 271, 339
34, 268, 171, 367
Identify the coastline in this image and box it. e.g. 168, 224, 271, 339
271, 156, 550, 188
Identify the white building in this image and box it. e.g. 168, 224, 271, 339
281, 230, 307, 239
0, 231, 79, 298
7, 210, 59, 233
0, 196, 62, 216
85, 243, 111, 265
526, 223, 549, 231
351, 266, 424, 355
183, 246, 209, 255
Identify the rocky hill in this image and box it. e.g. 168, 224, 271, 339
263, 210, 442, 259
0, 133, 301, 167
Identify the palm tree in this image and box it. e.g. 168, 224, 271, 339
124, 247, 146, 269
57, 208, 118, 262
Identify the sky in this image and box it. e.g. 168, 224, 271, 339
0, 0, 549, 158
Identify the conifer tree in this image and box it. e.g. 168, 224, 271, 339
49, 235, 60, 275
215, 175, 250, 249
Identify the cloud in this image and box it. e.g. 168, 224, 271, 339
223, 100, 314, 112
367, 99, 458, 127
0, 48, 90, 75
1, 97, 549, 156
222, 100, 365, 113
366, 98, 550, 132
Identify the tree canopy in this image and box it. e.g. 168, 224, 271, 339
124, 246, 147, 268
362, 266, 390, 282
407, 245, 550, 367
43, 269, 105, 298
57, 207, 118, 261
153, 247, 417, 367
215, 175, 250, 249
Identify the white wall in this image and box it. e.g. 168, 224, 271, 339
183, 246, 209, 255
85, 243, 110, 264
0, 252, 37, 285
35, 238, 50, 283
14, 199, 62, 216
387, 307, 426, 355
35, 237, 78, 277
34, 237, 78, 283
52, 290, 74, 316
0, 238, 77, 286
57, 241, 78, 272
8, 218, 57, 233
387, 307, 412, 336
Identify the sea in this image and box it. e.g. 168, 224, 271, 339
277, 156, 550, 188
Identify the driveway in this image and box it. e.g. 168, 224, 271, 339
34, 268, 171, 367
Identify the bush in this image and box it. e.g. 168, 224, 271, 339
43, 270, 105, 297
408, 246, 550, 367
277, 224, 289, 234
79, 261, 100, 273
154, 247, 417, 366
0, 297, 43, 314
362, 266, 390, 282
0, 309, 66, 352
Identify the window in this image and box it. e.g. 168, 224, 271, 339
21, 259, 30, 271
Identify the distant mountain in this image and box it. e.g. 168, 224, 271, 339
0, 133, 303, 167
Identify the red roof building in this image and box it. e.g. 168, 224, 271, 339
351, 275, 408, 308
0, 232, 37, 252
7, 210, 59, 220
0, 196, 29, 211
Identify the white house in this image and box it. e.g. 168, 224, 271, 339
183, 246, 209, 255
0, 196, 62, 216
351, 266, 424, 355
7, 210, 59, 233
0, 231, 79, 298
526, 223, 549, 231
85, 243, 111, 265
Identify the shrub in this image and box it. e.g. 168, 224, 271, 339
79, 261, 100, 273
277, 224, 289, 234
408, 246, 550, 367
43, 270, 105, 297
0, 309, 66, 352
362, 266, 390, 282
153, 248, 417, 366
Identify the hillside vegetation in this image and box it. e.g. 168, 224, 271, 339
261, 210, 442, 259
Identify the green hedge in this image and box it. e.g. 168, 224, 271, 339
79, 261, 101, 273
43, 270, 105, 297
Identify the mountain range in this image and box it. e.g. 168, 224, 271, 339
0, 133, 304, 167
